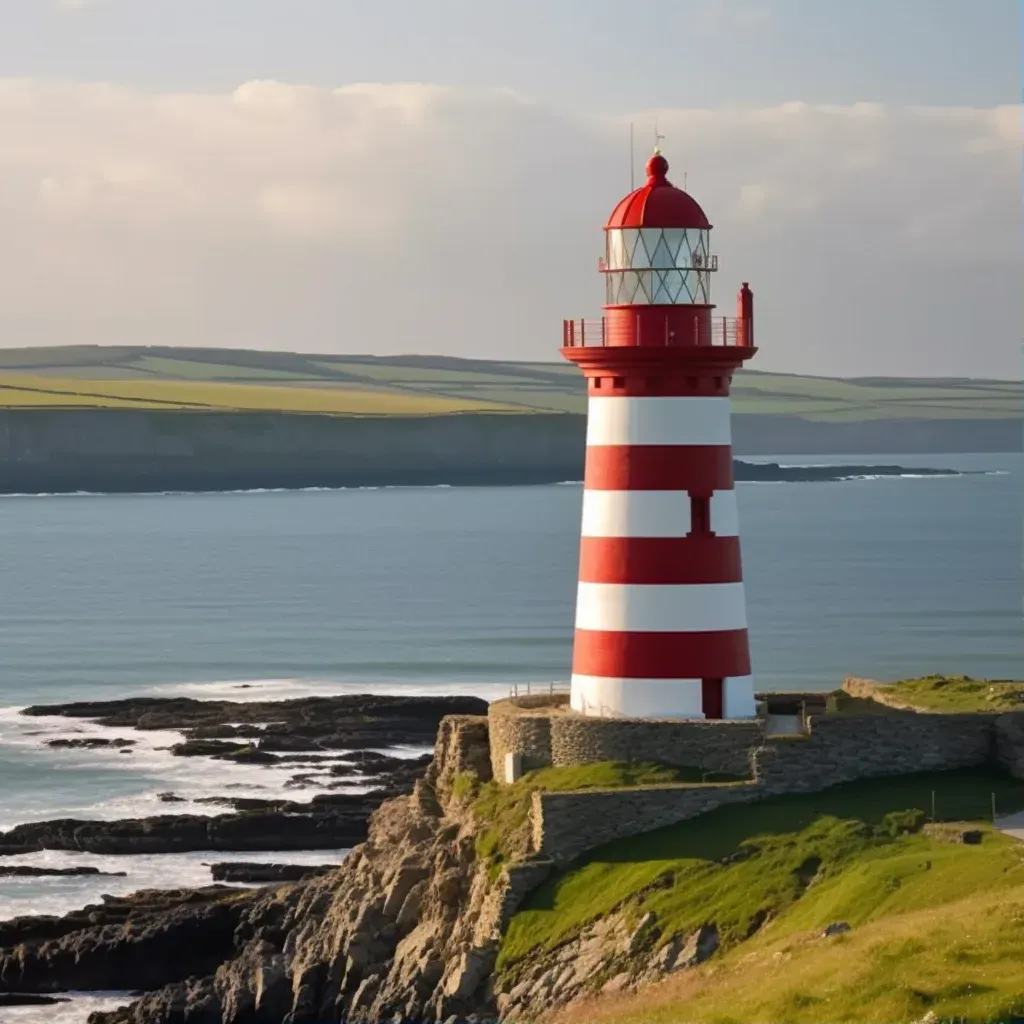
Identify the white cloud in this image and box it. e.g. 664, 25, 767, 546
0, 79, 1017, 377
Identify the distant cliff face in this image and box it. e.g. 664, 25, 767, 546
0, 409, 1015, 494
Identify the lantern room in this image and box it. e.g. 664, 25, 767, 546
589, 151, 731, 349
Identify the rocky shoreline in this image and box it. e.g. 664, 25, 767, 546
0, 693, 489, 1017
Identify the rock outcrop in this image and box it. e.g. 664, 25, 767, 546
209, 863, 339, 884
87, 715, 556, 1024
0, 887, 264, 993
495, 906, 721, 1021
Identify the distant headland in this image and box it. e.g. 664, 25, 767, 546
0, 346, 1015, 495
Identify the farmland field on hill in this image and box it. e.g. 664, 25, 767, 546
0, 346, 1015, 421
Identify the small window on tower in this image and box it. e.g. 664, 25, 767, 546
690, 495, 710, 535
593, 377, 603, 389
613, 376, 626, 390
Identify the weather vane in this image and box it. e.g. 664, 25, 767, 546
654, 120, 665, 154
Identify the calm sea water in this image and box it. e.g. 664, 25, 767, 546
0, 453, 1019, 920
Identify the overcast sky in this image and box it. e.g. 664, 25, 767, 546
0, 0, 1019, 377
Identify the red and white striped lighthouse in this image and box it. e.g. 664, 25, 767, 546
561, 149, 757, 720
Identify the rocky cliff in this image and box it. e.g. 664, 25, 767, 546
0, 408, 1013, 494
90, 716, 549, 1024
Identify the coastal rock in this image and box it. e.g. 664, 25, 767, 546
47, 737, 135, 750
23, 695, 488, 756
209, 862, 341, 884
0, 994, 70, 1006
0, 886, 264, 993
0, 865, 127, 878
88, 719, 539, 1024
0, 804, 372, 856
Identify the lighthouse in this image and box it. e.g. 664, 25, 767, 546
562, 149, 757, 721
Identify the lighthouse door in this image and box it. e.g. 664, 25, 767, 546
702, 679, 724, 720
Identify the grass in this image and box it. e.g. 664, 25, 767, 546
554, 888, 1024, 1024
0, 373, 515, 415
468, 762, 741, 880
499, 768, 1024, 1014
0, 345, 1016, 421
875, 675, 1024, 714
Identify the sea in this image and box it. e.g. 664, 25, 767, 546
0, 452, 1019, 1018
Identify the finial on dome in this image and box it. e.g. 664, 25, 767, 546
645, 150, 670, 185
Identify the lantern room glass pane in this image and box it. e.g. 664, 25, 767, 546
606, 230, 627, 270
649, 234, 676, 269
661, 229, 686, 267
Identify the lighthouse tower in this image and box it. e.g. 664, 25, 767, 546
562, 149, 757, 720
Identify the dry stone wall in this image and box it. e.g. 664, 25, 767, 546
752, 712, 995, 795
548, 717, 760, 777
488, 701, 760, 781
531, 711, 1004, 866
488, 713, 552, 780
533, 784, 761, 865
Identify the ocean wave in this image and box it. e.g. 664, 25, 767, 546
0, 848, 349, 920
0, 676, 519, 829
148, 676, 516, 703
0, 483, 463, 499
0, 992, 136, 1024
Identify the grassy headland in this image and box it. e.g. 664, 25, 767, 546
499, 768, 1024, 1024
866, 675, 1024, 714
0, 345, 1016, 422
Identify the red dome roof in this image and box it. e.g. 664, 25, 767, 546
605, 152, 710, 230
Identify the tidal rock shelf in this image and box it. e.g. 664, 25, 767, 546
2, 695, 486, 858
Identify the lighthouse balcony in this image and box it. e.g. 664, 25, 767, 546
562, 314, 752, 349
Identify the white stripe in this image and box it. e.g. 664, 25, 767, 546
575, 581, 748, 632
723, 675, 757, 719
710, 489, 739, 537
581, 490, 691, 537
571, 675, 705, 719
587, 396, 733, 447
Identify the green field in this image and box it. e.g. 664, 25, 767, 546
0, 345, 1016, 421
499, 768, 1024, 1024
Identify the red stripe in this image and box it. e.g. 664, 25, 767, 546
587, 375, 736, 398
572, 628, 751, 679
578, 536, 743, 585
584, 445, 733, 491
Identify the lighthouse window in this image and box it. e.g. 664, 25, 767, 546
606, 269, 711, 306
605, 229, 710, 271
690, 495, 711, 535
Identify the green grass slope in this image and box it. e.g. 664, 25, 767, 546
0, 345, 1016, 421
499, 768, 1024, 1024
874, 676, 1024, 714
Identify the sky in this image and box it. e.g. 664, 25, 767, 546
0, 0, 1019, 378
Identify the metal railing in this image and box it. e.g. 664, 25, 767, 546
508, 681, 572, 699
562, 315, 750, 348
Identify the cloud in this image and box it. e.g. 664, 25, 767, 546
0, 79, 1017, 377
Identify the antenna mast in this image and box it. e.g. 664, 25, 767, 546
629, 122, 635, 190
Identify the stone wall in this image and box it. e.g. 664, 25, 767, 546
533, 784, 761, 865
752, 712, 995, 795
531, 710, 1002, 866
487, 712, 553, 781
995, 713, 1024, 780
487, 701, 761, 782
548, 717, 760, 777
